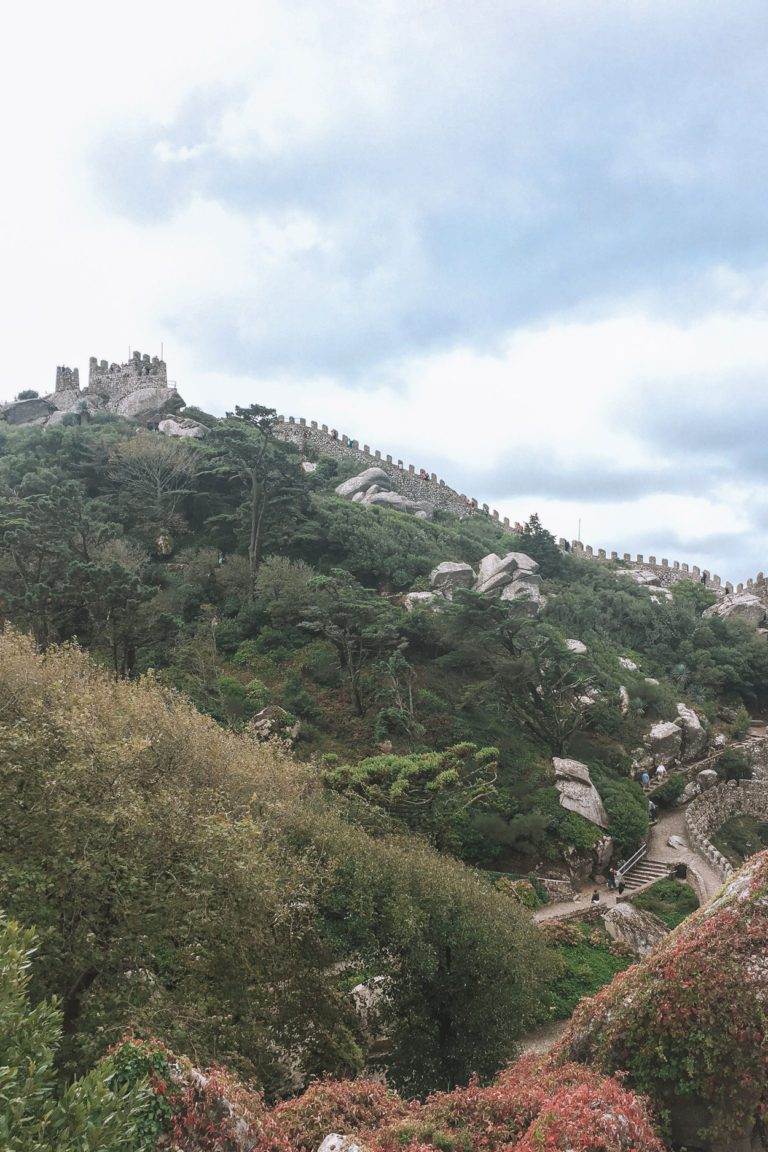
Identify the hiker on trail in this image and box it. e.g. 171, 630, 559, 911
641, 770, 651, 789
616, 880, 626, 899
648, 799, 658, 822
591, 889, 601, 905
607, 866, 617, 890
655, 763, 667, 781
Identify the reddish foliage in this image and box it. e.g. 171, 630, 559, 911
373, 1057, 661, 1152
252, 1078, 408, 1152
555, 850, 768, 1140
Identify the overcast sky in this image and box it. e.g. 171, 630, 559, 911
3, 2, 768, 581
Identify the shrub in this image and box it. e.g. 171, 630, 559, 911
632, 878, 699, 928
0, 914, 149, 1151
15, 389, 39, 400
650, 772, 686, 808
717, 747, 752, 781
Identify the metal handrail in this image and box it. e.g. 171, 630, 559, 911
616, 842, 647, 882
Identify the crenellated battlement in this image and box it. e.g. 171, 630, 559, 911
88, 351, 168, 398
55, 366, 80, 393
562, 539, 731, 591
273, 414, 521, 524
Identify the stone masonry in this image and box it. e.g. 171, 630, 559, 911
685, 778, 768, 881
274, 415, 493, 519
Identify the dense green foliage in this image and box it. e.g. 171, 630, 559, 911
632, 879, 700, 928
542, 919, 633, 1020
0, 630, 550, 1097
0, 914, 148, 1151
2, 415, 765, 878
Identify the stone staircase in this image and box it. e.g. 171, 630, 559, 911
621, 857, 671, 891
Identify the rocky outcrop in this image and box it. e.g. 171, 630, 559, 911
1, 352, 184, 430
703, 591, 767, 627
335, 468, 435, 518
553, 757, 609, 829
317, 1137, 367, 1152
646, 720, 683, 763
619, 656, 639, 672
429, 561, 476, 598
676, 702, 709, 760
566, 638, 587, 654
601, 902, 668, 957
158, 416, 207, 439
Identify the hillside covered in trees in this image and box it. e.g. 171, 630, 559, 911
1, 409, 767, 1151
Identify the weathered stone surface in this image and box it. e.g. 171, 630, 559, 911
474, 551, 539, 595
317, 1136, 367, 1152
697, 768, 720, 791
114, 384, 180, 421
644, 676, 660, 686
676, 702, 708, 760
647, 720, 683, 762
499, 579, 543, 615
301, 461, 317, 473
158, 416, 206, 439
619, 656, 639, 672
364, 490, 435, 518
335, 467, 391, 499
668, 834, 687, 850
714, 732, 728, 748
703, 591, 767, 627
0, 396, 55, 424
429, 561, 475, 596
601, 903, 668, 957
617, 567, 661, 587
566, 638, 587, 654
553, 757, 609, 828
476, 553, 502, 585
619, 685, 630, 716
680, 780, 701, 804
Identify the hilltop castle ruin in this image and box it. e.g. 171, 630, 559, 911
0, 351, 184, 428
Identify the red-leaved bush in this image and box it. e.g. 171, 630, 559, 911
554, 849, 768, 1147
119, 1042, 662, 1152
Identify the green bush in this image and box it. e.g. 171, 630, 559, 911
0, 913, 149, 1151
650, 772, 686, 809
633, 878, 699, 928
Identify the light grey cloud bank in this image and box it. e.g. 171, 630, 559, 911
3, 1, 768, 579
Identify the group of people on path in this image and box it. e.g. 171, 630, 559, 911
638, 762, 667, 789
591, 866, 626, 905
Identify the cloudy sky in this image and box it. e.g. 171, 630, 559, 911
3, 1, 768, 580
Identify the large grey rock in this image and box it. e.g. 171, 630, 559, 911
113, 384, 180, 421
680, 780, 701, 804
0, 396, 55, 425
158, 416, 206, 439
335, 467, 391, 499
676, 702, 708, 760
365, 490, 435, 519
474, 551, 539, 595
601, 903, 668, 957
500, 578, 543, 616
619, 656, 639, 672
703, 592, 767, 627
648, 720, 683, 763
697, 768, 720, 791
429, 561, 475, 596
619, 685, 630, 715
553, 757, 609, 828
566, 638, 587, 654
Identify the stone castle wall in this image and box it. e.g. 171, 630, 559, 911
273, 415, 519, 523
562, 539, 731, 592
685, 777, 768, 881
88, 351, 168, 404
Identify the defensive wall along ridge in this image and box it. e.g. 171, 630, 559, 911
274, 414, 765, 593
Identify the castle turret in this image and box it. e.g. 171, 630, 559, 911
55, 366, 80, 393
